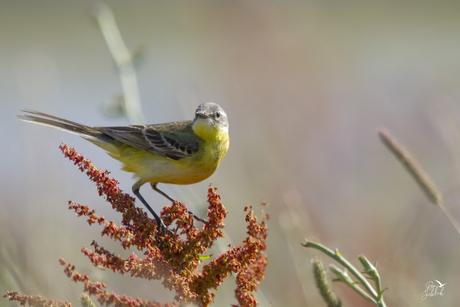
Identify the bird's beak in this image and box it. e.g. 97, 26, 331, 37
196, 111, 209, 119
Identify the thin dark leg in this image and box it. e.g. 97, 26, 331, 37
188, 212, 208, 224
151, 183, 176, 202
151, 183, 208, 224
132, 185, 167, 238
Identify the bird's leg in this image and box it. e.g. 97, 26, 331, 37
188, 213, 208, 224
150, 183, 209, 224
151, 182, 175, 202
132, 182, 168, 239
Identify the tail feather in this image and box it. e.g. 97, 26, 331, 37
18, 109, 105, 142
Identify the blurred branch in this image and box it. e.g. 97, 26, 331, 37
90, 2, 146, 124
378, 128, 441, 204
378, 128, 460, 236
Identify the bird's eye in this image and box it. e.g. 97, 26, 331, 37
216, 111, 221, 118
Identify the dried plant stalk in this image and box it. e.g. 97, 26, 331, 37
379, 128, 460, 235
378, 128, 442, 204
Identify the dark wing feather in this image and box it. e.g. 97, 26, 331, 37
96, 121, 198, 160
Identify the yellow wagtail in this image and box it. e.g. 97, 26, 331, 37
19, 102, 229, 236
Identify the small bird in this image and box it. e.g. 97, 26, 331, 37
19, 102, 229, 236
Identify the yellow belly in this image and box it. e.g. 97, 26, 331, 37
106, 133, 229, 185
120, 151, 218, 184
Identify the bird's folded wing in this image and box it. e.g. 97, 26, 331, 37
96, 121, 198, 160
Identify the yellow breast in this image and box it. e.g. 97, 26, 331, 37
105, 123, 229, 185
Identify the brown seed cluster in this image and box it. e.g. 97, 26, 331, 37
4, 144, 268, 307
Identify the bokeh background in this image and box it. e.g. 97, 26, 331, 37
2, 1, 460, 306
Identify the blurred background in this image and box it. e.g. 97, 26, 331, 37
2, 1, 460, 306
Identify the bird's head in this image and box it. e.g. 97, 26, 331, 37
192, 102, 229, 141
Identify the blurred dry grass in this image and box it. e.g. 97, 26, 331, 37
2, 1, 460, 306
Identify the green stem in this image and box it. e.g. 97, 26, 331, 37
329, 264, 375, 305
303, 240, 387, 307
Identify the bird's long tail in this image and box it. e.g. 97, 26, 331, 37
18, 109, 108, 142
